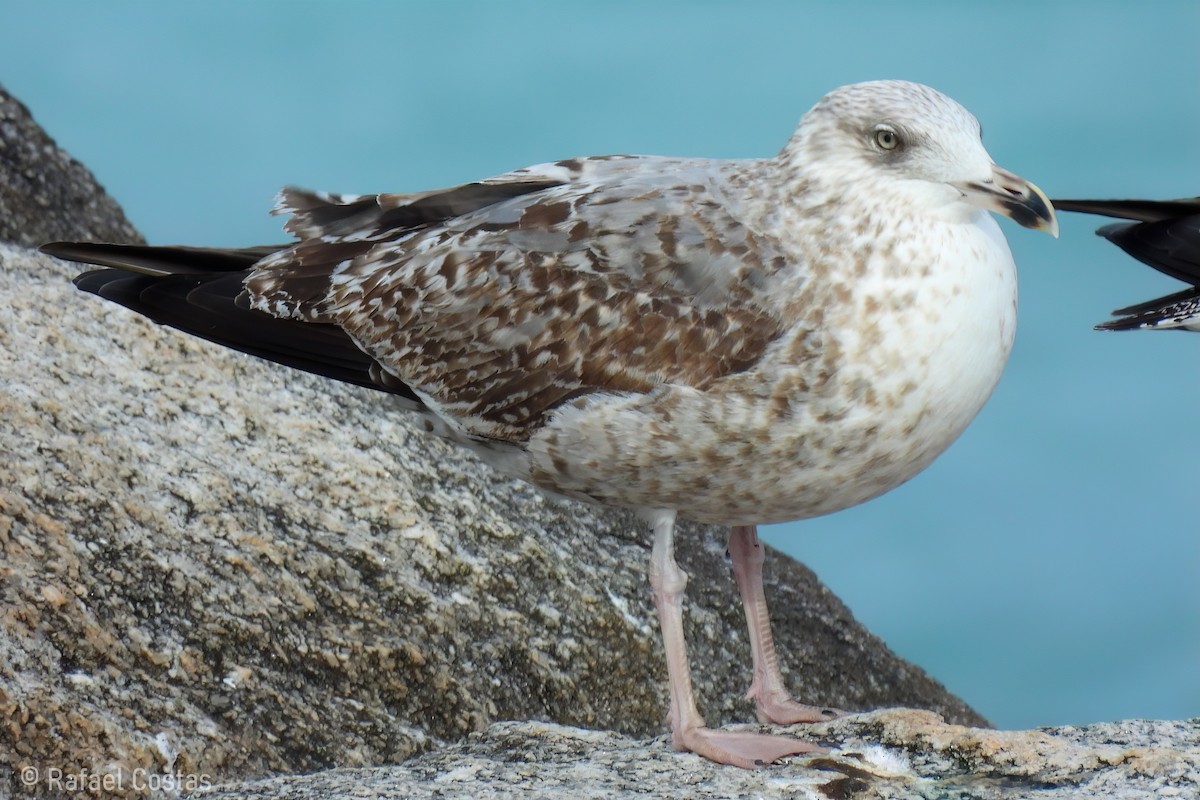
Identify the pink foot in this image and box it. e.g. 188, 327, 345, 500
749, 688, 844, 725
675, 725, 825, 768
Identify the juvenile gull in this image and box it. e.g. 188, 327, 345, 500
44, 80, 1057, 768
1054, 197, 1200, 330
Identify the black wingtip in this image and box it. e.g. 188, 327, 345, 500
42, 241, 286, 277
70, 266, 421, 400
1093, 319, 1140, 332
1093, 221, 1135, 241
73, 268, 117, 292
1095, 286, 1200, 331
42, 240, 110, 264
1051, 197, 1200, 223
1095, 318, 1194, 332
41, 241, 192, 277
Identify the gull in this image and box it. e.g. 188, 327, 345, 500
1053, 197, 1200, 330
43, 80, 1057, 768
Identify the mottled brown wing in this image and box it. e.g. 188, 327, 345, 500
251, 179, 565, 314
248, 158, 788, 442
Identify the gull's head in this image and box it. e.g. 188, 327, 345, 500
782, 80, 1057, 237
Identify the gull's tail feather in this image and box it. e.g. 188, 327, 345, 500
45, 241, 418, 399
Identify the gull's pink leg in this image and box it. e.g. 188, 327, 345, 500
647, 511, 823, 768
727, 525, 843, 724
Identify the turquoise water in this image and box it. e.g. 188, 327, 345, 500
3, 1, 1197, 729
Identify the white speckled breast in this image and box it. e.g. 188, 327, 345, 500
526, 209, 1017, 525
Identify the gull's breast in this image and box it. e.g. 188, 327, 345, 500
834, 211, 1019, 496
525, 212, 1019, 526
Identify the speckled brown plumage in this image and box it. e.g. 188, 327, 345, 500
246, 160, 791, 443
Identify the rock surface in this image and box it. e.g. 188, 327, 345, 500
190, 710, 1200, 800
2, 240, 981, 798
0, 85, 143, 249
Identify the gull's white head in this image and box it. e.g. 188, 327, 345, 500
782, 79, 1057, 236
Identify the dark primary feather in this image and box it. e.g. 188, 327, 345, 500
52, 244, 420, 399
42, 242, 281, 276
1052, 197, 1200, 330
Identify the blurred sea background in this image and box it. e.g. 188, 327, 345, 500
2, 1, 1196, 730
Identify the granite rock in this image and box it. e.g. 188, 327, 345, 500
0, 84, 142, 249
191, 711, 1200, 800
0, 241, 983, 797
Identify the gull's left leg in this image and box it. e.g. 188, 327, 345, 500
727, 525, 843, 725
647, 511, 822, 768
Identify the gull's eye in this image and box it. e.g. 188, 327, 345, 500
874, 126, 900, 151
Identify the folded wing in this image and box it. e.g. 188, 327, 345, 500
53, 157, 791, 442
